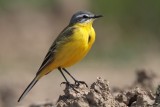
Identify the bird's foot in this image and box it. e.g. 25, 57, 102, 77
75, 80, 88, 87
60, 82, 79, 92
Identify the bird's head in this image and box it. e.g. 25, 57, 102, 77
69, 11, 102, 25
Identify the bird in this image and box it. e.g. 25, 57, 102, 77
18, 11, 102, 102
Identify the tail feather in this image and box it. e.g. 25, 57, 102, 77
18, 76, 40, 102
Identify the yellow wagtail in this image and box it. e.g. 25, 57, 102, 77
18, 11, 102, 102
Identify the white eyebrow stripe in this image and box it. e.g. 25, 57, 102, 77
76, 14, 89, 18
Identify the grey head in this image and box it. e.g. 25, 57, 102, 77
69, 11, 102, 25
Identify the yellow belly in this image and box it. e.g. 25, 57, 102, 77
50, 25, 95, 68
57, 39, 89, 67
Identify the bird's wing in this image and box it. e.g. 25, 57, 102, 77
36, 25, 75, 76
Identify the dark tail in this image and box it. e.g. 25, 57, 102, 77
18, 76, 40, 102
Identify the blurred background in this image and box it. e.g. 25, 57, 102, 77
0, 0, 160, 106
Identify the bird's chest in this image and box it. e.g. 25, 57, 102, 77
72, 26, 95, 50
56, 26, 95, 67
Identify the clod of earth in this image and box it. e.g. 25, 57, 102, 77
56, 77, 123, 107
28, 70, 160, 107
56, 76, 157, 107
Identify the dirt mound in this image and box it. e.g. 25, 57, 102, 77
22, 70, 160, 107
56, 77, 156, 107
56, 77, 122, 107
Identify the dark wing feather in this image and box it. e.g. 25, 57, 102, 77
36, 25, 75, 76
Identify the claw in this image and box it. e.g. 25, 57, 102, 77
75, 80, 88, 87
60, 82, 67, 86
60, 81, 79, 93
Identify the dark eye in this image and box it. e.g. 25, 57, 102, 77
83, 15, 89, 18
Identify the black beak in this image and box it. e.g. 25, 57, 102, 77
93, 15, 103, 18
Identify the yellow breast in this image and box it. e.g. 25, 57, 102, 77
50, 22, 95, 68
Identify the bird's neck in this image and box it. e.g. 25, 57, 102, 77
72, 21, 93, 28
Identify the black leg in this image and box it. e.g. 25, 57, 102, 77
62, 68, 77, 81
62, 68, 88, 87
58, 67, 69, 83
58, 67, 78, 92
